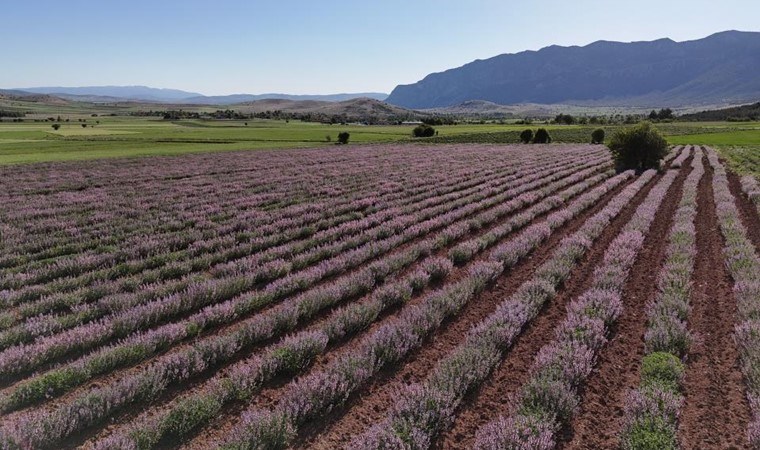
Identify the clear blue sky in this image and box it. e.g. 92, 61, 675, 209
2, 0, 758, 95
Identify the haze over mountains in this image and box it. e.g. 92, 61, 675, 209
13, 86, 389, 104
386, 30, 760, 109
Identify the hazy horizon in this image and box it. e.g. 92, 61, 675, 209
3, 0, 759, 96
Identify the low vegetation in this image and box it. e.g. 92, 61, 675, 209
413, 124, 436, 138
533, 128, 552, 144
608, 121, 669, 172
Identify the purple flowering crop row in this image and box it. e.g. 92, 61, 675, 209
474, 169, 678, 450
670, 145, 692, 169
705, 148, 760, 448
2, 145, 575, 313
0, 148, 575, 312
619, 149, 703, 449
215, 169, 641, 450
0, 155, 611, 379
0, 155, 581, 351
0, 161, 611, 413
346, 169, 656, 449
1, 149, 560, 300
85, 167, 627, 450
740, 173, 760, 214
0, 161, 616, 448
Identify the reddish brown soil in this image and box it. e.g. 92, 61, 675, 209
133, 166, 618, 450
728, 170, 760, 253
293, 174, 639, 450
559, 161, 690, 449
677, 159, 751, 450
39, 162, 601, 449
435, 169, 668, 449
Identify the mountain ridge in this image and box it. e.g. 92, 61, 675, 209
385, 30, 760, 108
11, 86, 388, 104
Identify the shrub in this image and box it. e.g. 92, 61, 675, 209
532, 128, 552, 144
622, 417, 678, 450
591, 128, 605, 144
607, 122, 668, 172
337, 132, 350, 144
51, 124, 60, 131
413, 124, 436, 138
640, 352, 684, 393
520, 129, 533, 144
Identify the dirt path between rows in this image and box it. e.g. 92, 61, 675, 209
728, 170, 760, 253
559, 161, 690, 449
293, 173, 643, 450
678, 158, 751, 449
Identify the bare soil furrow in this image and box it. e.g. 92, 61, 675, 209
677, 158, 751, 450
559, 160, 691, 449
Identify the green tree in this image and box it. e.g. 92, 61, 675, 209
657, 108, 674, 120
591, 128, 605, 144
554, 113, 576, 125
608, 121, 668, 172
51, 124, 60, 131
532, 128, 552, 144
519, 129, 533, 143
412, 124, 436, 137
337, 132, 350, 144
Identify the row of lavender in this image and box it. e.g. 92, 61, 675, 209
741, 173, 760, 215
0, 154, 561, 335
346, 166, 660, 448
618, 148, 703, 448
1, 149, 592, 313
0, 160, 613, 420
2, 145, 559, 301
0, 147, 609, 446
0, 154, 611, 384
706, 148, 760, 448
2, 147, 562, 300
0, 158, 620, 446
473, 169, 678, 448
207, 169, 648, 450
0, 151, 600, 341
86, 167, 633, 449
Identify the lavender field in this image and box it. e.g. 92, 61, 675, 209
0, 143, 758, 449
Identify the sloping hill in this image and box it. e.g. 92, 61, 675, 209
233, 97, 417, 118
184, 92, 388, 104
681, 102, 760, 121
386, 31, 760, 108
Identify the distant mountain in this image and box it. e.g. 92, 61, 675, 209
17, 86, 203, 102
184, 93, 388, 105
0, 89, 69, 104
12, 86, 388, 105
386, 31, 760, 108
233, 97, 416, 117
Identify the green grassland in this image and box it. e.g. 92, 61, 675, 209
1, 110, 759, 169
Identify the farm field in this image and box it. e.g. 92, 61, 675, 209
1, 115, 759, 164
0, 143, 758, 449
